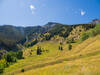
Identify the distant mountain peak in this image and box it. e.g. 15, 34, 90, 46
45, 22, 60, 27
89, 19, 100, 24
46, 22, 59, 25
42, 22, 60, 29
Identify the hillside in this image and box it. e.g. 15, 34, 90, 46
0, 0, 100, 74
3, 35, 100, 75
0, 22, 95, 51
0, 20, 100, 75
0, 25, 46, 51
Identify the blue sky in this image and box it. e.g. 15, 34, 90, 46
0, 0, 100, 26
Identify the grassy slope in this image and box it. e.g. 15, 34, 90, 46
4, 35, 100, 75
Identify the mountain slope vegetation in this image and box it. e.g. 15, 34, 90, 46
4, 34, 100, 75
0, 22, 95, 51
0, 20, 100, 75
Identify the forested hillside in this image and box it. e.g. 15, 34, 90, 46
1, 22, 100, 75
0, 22, 95, 51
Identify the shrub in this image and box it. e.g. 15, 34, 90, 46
68, 44, 72, 50
59, 46, 63, 51
0, 60, 6, 74
81, 32, 89, 41
66, 38, 75, 44
17, 51, 23, 59
25, 39, 38, 48
60, 42, 63, 45
3, 52, 17, 62
37, 46, 42, 55
21, 68, 24, 72
94, 23, 100, 34
0, 67, 4, 73
45, 50, 49, 53
59, 46, 61, 50
87, 23, 100, 37
80, 23, 100, 42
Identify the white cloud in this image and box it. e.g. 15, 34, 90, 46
29, 4, 36, 15
80, 10, 86, 16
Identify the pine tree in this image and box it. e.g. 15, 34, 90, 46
59, 46, 63, 51
37, 46, 42, 55
60, 46, 63, 50
68, 44, 72, 50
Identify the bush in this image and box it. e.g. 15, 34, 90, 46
80, 23, 100, 42
88, 29, 95, 37
94, 23, 100, 34
87, 23, 100, 37
68, 44, 72, 50
66, 38, 75, 44
0, 61, 6, 74
21, 68, 24, 72
59, 46, 63, 51
3, 52, 17, 62
25, 39, 38, 48
37, 46, 42, 55
81, 32, 89, 41
17, 51, 23, 59
0, 67, 4, 73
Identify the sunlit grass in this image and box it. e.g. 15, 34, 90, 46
4, 35, 100, 75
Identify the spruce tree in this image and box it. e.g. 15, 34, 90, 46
68, 44, 72, 50
37, 46, 42, 55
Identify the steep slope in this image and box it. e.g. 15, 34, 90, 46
0, 23, 60, 51
0, 21, 96, 51
19, 35, 100, 75
25, 23, 95, 48
0, 25, 25, 51
4, 35, 100, 75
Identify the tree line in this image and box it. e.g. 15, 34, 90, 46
0, 50, 23, 73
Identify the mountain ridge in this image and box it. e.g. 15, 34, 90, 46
0, 20, 99, 51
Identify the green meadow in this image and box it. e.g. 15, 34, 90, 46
3, 35, 100, 75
